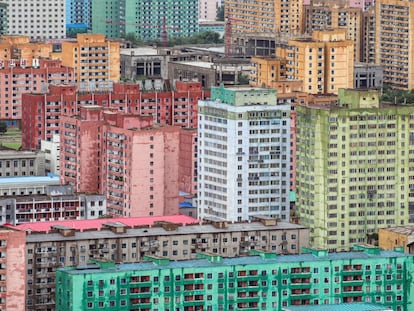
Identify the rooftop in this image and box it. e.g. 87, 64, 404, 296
24, 220, 307, 243
0, 174, 60, 185
283, 303, 392, 311
6, 214, 198, 233
60, 247, 411, 275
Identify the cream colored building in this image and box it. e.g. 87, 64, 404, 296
303, 0, 362, 62
375, 0, 414, 90
279, 29, 354, 94
61, 34, 120, 84
250, 56, 288, 88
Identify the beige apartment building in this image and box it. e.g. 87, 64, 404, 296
303, 0, 362, 62
225, 0, 302, 35
278, 29, 354, 94
375, 0, 414, 90
22, 218, 309, 310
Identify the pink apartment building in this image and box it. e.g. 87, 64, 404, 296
21, 81, 208, 150
60, 106, 196, 217
0, 59, 73, 124
0, 227, 26, 311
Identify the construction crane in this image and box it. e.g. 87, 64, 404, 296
225, 15, 243, 57
103, 17, 180, 47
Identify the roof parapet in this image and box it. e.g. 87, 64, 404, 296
143, 255, 170, 266
353, 244, 380, 255
301, 247, 328, 257
250, 249, 277, 259
196, 252, 223, 263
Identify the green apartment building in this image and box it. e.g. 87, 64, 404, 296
296, 88, 414, 251
91, 0, 198, 41
55, 245, 414, 311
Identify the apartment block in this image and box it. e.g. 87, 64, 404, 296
55, 244, 414, 311
198, 85, 291, 222
0, 227, 26, 311
376, 0, 414, 90
60, 106, 196, 217
0, 59, 73, 122
226, 0, 302, 35
0, 35, 54, 64
0, 175, 60, 197
250, 57, 288, 89
40, 134, 60, 175
296, 88, 414, 251
91, 0, 198, 41
13, 215, 197, 311
2, 0, 65, 39
7, 216, 302, 310
0, 149, 45, 177
361, 6, 375, 63
61, 34, 120, 83
379, 226, 414, 254
303, 0, 363, 62
66, 0, 92, 28
0, 185, 105, 225
279, 29, 354, 95
21, 81, 206, 150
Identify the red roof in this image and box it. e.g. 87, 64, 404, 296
4, 215, 198, 233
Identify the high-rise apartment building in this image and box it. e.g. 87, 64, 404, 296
55, 245, 414, 311
361, 6, 376, 63
375, 0, 414, 90
303, 0, 363, 62
21, 81, 206, 150
278, 29, 354, 94
0, 227, 26, 311
199, 0, 220, 21
60, 106, 195, 217
2, 0, 65, 39
0, 59, 73, 123
296, 88, 414, 251
226, 0, 302, 35
61, 34, 120, 84
198, 85, 291, 222
91, 0, 198, 41
66, 0, 92, 28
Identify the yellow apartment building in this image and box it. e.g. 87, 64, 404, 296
250, 56, 288, 88
278, 29, 354, 94
226, 0, 302, 34
61, 34, 120, 83
303, 0, 362, 62
0, 35, 53, 64
376, 0, 414, 90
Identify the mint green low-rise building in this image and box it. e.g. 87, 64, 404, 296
56, 245, 414, 311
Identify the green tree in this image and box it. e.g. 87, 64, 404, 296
216, 6, 225, 21
0, 121, 7, 134
123, 32, 144, 47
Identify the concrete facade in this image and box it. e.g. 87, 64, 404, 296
17, 217, 305, 310
0, 149, 45, 177
22, 81, 207, 150
40, 134, 60, 175
375, 0, 414, 90
61, 34, 120, 84
55, 245, 414, 311
0, 228, 26, 311
354, 63, 384, 89
296, 88, 414, 251
0, 185, 106, 225
379, 226, 414, 254
65, 0, 92, 28
0, 59, 73, 122
3, 0, 65, 39
91, 0, 198, 41
278, 29, 354, 95
60, 106, 196, 217
198, 85, 291, 222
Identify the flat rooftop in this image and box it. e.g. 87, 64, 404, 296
60, 248, 411, 275
24, 220, 308, 243
0, 175, 60, 185
6, 214, 198, 233
120, 47, 159, 56
283, 303, 392, 311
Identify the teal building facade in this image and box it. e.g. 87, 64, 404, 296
56, 245, 414, 311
